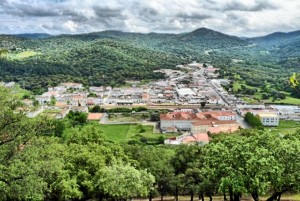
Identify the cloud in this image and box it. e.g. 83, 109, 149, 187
63, 20, 78, 32
0, 0, 299, 36
222, 0, 278, 12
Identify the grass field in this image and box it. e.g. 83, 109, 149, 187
108, 113, 149, 123
85, 123, 178, 144
242, 94, 300, 105
266, 120, 300, 135
233, 81, 242, 92
11, 84, 32, 99
8, 51, 39, 60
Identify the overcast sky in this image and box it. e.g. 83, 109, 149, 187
0, 0, 299, 37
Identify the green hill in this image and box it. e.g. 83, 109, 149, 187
1, 27, 300, 95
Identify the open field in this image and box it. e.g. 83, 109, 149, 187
266, 120, 300, 135
87, 123, 178, 144
108, 113, 150, 123
242, 94, 300, 105
11, 84, 32, 99
8, 51, 39, 60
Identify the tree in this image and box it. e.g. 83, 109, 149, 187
200, 101, 206, 108
90, 105, 102, 113
150, 113, 160, 122
289, 72, 300, 98
123, 145, 175, 201
244, 112, 263, 128
0, 49, 8, 59
96, 163, 155, 200
50, 95, 56, 106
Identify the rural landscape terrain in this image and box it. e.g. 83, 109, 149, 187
1, 0, 300, 200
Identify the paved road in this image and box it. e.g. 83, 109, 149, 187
236, 114, 251, 129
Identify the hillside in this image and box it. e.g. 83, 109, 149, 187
13, 33, 52, 39
1, 28, 300, 95
0, 28, 249, 93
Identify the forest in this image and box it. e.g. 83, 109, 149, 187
1, 85, 300, 201
1, 28, 299, 97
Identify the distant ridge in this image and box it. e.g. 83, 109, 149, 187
248, 30, 300, 45
13, 33, 52, 39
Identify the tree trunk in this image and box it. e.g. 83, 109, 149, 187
191, 191, 194, 201
251, 192, 259, 201
149, 190, 152, 201
223, 192, 227, 201
266, 192, 282, 201
277, 193, 282, 201
229, 188, 233, 201
233, 193, 240, 201
209, 195, 213, 201
161, 194, 164, 201
175, 186, 179, 201
199, 193, 204, 201
99, 194, 103, 201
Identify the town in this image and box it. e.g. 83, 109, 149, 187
2, 62, 300, 145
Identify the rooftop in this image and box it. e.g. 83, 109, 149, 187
87, 113, 104, 121
258, 113, 278, 118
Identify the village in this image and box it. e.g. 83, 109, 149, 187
2, 62, 300, 145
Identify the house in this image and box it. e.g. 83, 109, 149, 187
71, 106, 88, 113
87, 113, 104, 121
160, 111, 238, 132
176, 88, 195, 97
199, 111, 237, 121
164, 133, 209, 145
61, 82, 83, 89
269, 105, 299, 115
160, 112, 199, 131
257, 113, 279, 126
182, 133, 210, 145
55, 109, 70, 119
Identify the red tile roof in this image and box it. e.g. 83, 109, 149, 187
182, 133, 210, 144
87, 113, 103, 121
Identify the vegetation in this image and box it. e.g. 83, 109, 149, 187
290, 72, 300, 98
244, 112, 263, 128
1, 87, 300, 200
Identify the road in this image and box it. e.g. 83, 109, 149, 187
236, 114, 251, 129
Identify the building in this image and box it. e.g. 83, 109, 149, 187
61, 82, 83, 89
160, 112, 198, 131
176, 88, 195, 97
87, 113, 104, 121
164, 133, 209, 145
160, 111, 238, 132
55, 108, 70, 119
258, 113, 279, 126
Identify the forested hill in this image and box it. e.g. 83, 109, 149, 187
1, 28, 300, 94
0, 28, 249, 93
248, 30, 300, 47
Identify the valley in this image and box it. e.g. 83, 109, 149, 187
1, 27, 300, 201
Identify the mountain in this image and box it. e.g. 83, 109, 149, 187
177, 28, 248, 49
13, 33, 52, 39
248, 30, 300, 47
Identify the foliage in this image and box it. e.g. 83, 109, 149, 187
89, 105, 106, 113
66, 110, 87, 126
244, 112, 263, 128
289, 72, 300, 98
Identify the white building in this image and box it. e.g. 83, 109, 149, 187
176, 88, 195, 97
258, 113, 279, 126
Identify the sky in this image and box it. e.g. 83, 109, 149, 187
0, 0, 299, 37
